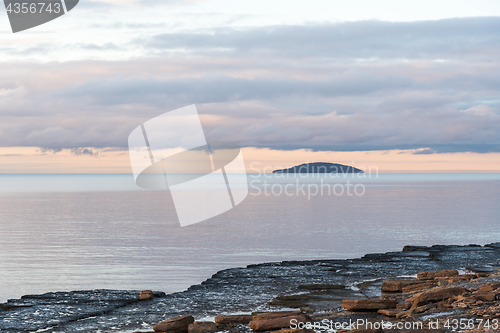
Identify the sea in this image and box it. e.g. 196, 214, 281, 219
1, 173, 500, 303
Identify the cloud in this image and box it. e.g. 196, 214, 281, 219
55, 73, 412, 106
140, 17, 500, 60
413, 148, 437, 155
70, 148, 98, 156
0, 17, 499, 153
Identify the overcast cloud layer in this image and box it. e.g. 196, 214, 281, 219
0, 16, 499, 152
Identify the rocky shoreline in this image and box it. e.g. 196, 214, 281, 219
1, 243, 500, 332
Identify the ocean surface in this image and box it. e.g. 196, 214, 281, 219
1, 173, 500, 303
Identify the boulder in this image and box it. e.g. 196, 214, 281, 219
188, 321, 217, 333
139, 290, 154, 300
410, 287, 467, 309
342, 299, 397, 311
249, 312, 311, 331
417, 270, 458, 279
153, 314, 194, 333
214, 314, 253, 326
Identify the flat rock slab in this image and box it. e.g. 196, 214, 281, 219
401, 282, 437, 293
342, 299, 397, 311
381, 280, 418, 292
410, 287, 467, 309
249, 313, 311, 331
417, 270, 458, 279
214, 314, 253, 326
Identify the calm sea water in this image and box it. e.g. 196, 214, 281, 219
1, 173, 500, 303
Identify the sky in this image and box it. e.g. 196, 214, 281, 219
0, 0, 500, 172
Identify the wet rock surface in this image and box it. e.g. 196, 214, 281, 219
1, 243, 500, 332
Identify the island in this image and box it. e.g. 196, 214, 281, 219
272, 162, 364, 174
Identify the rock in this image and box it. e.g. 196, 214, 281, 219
395, 303, 436, 319
396, 309, 413, 319
396, 301, 411, 310
476, 283, 500, 294
249, 312, 311, 331
153, 314, 194, 333
401, 282, 437, 293
214, 314, 253, 326
188, 321, 217, 333
413, 303, 438, 314
377, 308, 404, 317
252, 311, 303, 321
471, 292, 496, 302
410, 287, 467, 309
448, 274, 475, 283
437, 280, 449, 287
139, 290, 154, 300
476, 272, 490, 278
342, 299, 397, 311
381, 280, 418, 292
417, 270, 458, 279
456, 295, 477, 303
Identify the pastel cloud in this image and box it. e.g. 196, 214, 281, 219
0, 18, 499, 155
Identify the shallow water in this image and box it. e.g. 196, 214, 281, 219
1, 173, 499, 303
